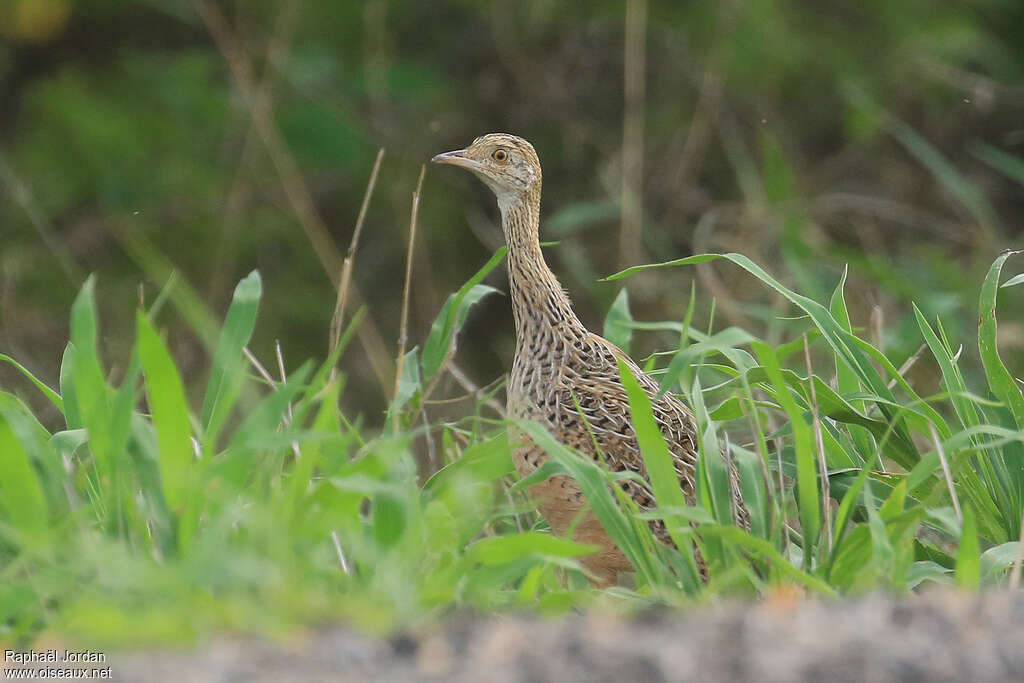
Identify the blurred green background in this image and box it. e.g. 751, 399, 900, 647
2, 0, 1023, 425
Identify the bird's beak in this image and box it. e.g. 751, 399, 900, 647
431, 148, 478, 171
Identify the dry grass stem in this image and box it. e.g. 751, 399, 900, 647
330, 530, 351, 575
243, 346, 277, 387
193, 0, 395, 395
441, 364, 506, 415
275, 339, 301, 459
804, 333, 833, 553
331, 147, 386, 355
890, 343, 926, 391
0, 154, 83, 285
192, 0, 340, 279
619, 0, 647, 269
392, 165, 427, 423
742, 382, 778, 538
767, 412, 791, 554
929, 422, 962, 524
866, 343, 926, 420
420, 402, 438, 472
870, 305, 884, 353
693, 209, 755, 329
207, 0, 299, 301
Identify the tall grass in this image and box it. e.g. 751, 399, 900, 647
1, 246, 1023, 645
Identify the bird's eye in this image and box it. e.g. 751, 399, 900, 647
492, 149, 508, 162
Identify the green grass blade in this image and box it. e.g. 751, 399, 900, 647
59, 343, 81, 430
69, 275, 119, 503
830, 267, 877, 459
110, 351, 141, 463
127, 413, 175, 558
466, 532, 598, 565
516, 420, 664, 587
890, 121, 999, 234
978, 251, 1024, 429
113, 224, 220, 350
421, 248, 506, 381
387, 347, 421, 425
137, 311, 194, 513
0, 394, 67, 518
913, 304, 981, 432
603, 289, 634, 355
827, 453, 873, 578
915, 302, 1016, 535
200, 270, 262, 452
689, 375, 733, 527
754, 340, 819, 569
618, 358, 688, 511
424, 434, 513, 498
0, 405, 49, 540
285, 378, 343, 521
226, 363, 312, 458
698, 525, 836, 596
0, 354, 63, 413
980, 541, 1023, 583
955, 507, 980, 590
970, 142, 1024, 188
732, 444, 768, 539
618, 358, 702, 580
607, 252, 918, 467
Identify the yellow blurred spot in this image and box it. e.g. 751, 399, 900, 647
10, 0, 71, 43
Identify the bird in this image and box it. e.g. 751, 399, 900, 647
432, 133, 749, 587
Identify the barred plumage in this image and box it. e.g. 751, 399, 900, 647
433, 133, 748, 587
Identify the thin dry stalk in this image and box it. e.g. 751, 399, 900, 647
693, 209, 754, 329
275, 339, 302, 459
244, 346, 277, 387
193, 0, 394, 394
870, 305, 884, 354
243, 345, 300, 457
331, 147, 385, 355
392, 165, 426, 425
208, 0, 299, 301
274, 341, 289, 412
0, 154, 83, 285
766, 411, 791, 554
889, 343, 926, 392
742, 385, 777, 536
864, 342, 927, 470
861, 342, 927, 476
446, 363, 506, 416
420, 402, 437, 472
330, 530, 351, 575
193, 0, 339, 278
662, 69, 722, 202
1010, 509, 1024, 590
804, 333, 833, 553
929, 422, 962, 524
619, 0, 647, 269
505, 486, 525, 533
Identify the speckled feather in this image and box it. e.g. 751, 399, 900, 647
434, 133, 749, 587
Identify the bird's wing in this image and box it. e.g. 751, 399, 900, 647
553, 333, 700, 509
556, 332, 751, 531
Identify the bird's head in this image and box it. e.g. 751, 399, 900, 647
432, 133, 541, 210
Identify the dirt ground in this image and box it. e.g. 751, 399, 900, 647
15, 591, 1024, 682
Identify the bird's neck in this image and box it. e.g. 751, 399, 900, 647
499, 193, 586, 342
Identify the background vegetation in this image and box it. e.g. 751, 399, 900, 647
1, 0, 1023, 647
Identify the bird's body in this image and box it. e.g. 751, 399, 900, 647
433, 133, 748, 587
